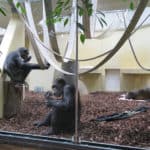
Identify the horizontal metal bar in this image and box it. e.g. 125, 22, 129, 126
0, 131, 147, 150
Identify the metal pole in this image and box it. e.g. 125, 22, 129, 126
74, 0, 79, 143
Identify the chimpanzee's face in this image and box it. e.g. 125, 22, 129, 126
52, 83, 64, 97
21, 50, 29, 60
52, 78, 66, 97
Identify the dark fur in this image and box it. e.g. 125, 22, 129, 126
34, 78, 81, 135
4, 47, 49, 83
125, 88, 150, 100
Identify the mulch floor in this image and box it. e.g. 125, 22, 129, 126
0, 91, 149, 148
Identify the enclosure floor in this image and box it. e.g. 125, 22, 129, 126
0, 91, 149, 148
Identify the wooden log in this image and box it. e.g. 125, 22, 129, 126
3, 81, 25, 118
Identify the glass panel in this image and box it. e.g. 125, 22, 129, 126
78, 1, 150, 148
0, 0, 150, 149
0, 0, 77, 145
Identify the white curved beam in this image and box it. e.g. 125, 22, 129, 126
13, 0, 74, 75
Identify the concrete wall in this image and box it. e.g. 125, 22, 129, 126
78, 26, 150, 92
25, 25, 150, 93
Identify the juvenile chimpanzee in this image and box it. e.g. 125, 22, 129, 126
34, 78, 81, 135
4, 47, 50, 83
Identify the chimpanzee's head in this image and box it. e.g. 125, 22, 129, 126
125, 91, 136, 99
18, 47, 29, 60
52, 78, 66, 97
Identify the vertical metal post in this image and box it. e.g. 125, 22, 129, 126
74, 0, 79, 143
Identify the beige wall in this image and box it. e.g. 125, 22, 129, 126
78, 26, 150, 92
26, 41, 55, 91
26, 25, 150, 93
78, 26, 150, 69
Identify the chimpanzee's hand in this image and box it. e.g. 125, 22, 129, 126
44, 91, 53, 99
45, 99, 52, 107
40, 62, 50, 70
24, 56, 31, 62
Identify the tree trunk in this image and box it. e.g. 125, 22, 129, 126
4, 82, 25, 118
82, 1, 91, 38
44, 0, 62, 62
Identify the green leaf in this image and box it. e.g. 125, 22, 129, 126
79, 7, 84, 16
58, 17, 62, 22
16, 2, 21, 8
80, 34, 85, 43
64, 18, 69, 26
64, 0, 70, 6
55, 7, 62, 16
0, 8, 6, 16
64, 5, 71, 10
87, 8, 93, 16
20, 6, 26, 14
130, 1, 134, 10
57, 2, 64, 8
16, 2, 26, 14
86, 2, 93, 16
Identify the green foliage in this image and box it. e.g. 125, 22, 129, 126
82, 0, 93, 16
80, 33, 85, 43
0, 7, 6, 16
47, 0, 71, 25
78, 5, 84, 16
16, 2, 26, 14
122, 0, 134, 10
64, 18, 69, 26
0, 1, 26, 16
47, 0, 94, 43
130, 1, 134, 10
78, 0, 93, 16
78, 0, 93, 43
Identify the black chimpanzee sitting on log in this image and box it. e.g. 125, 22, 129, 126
34, 78, 81, 135
4, 47, 50, 83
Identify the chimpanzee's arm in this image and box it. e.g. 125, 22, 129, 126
46, 98, 72, 110
46, 99, 62, 107
16, 57, 49, 70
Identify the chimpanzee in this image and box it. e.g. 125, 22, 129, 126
45, 78, 66, 99
125, 88, 150, 100
34, 78, 81, 135
4, 47, 50, 83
